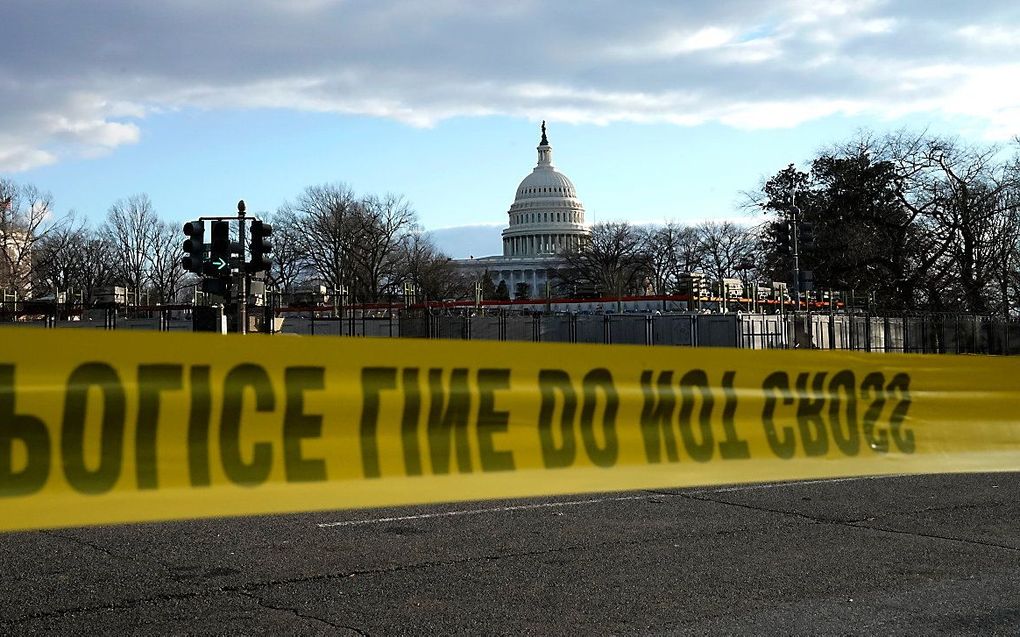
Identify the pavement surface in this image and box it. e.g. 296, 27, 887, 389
1, 472, 1018, 635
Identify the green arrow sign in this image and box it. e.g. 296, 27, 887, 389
213, 257, 228, 271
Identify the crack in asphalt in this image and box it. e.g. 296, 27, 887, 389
237, 590, 368, 635
9, 482, 1015, 630
664, 491, 1020, 554
40, 530, 177, 572
0, 537, 671, 628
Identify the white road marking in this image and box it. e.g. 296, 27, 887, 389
698, 474, 904, 494
316, 495, 650, 528
317, 474, 907, 529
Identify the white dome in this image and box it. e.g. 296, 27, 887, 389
500, 122, 589, 259
515, 169, 577, 201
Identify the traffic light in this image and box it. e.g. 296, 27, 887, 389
247, 220, 273, 273
798, 221, 816, 250
182, 221, 204, 273
206, 221, 232, 276
775, 220, 793, 256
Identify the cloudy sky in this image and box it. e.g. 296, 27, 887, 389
2, 0, 1018, 256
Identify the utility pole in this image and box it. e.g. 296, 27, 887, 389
237, 200, 247, 335
790, 193, 802, 313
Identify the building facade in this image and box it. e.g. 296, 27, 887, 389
456, 123, 589, 298
1, 229, 32, 297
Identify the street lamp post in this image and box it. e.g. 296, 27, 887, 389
237, 200, 247, 335
790, 201, 802, 313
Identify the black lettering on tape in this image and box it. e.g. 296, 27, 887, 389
640, 370, 679, 464
0, 365, 50, 496
678, 369, 714, 463
538, 370, 577, 468
795, 372, 829, 456
719, 370, 750, 459
887, 373, 915, 454
359, 367, 396, 479
62, 363, 126, 494
400, 368, 423, 476
861, 372, 889, 453
427, 368, 472, 474
188, 366, 213, 486
220, 364, 275, 486
476, 369, 515, 472
762, 372, 796, 459
579, 369, 618, 468
827, 370, 860, 456
135, 365, 183, 490
283, 367, 327, 483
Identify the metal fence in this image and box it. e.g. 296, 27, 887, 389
394, 311, 1020, 355
3, 300, 1018, 354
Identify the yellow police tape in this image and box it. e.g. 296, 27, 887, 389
1, 327, 1018, 531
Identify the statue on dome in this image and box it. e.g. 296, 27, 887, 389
540, 120, 548, 145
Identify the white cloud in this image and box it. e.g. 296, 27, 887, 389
612, 26, 736, 59
0, 146, 57, 172
957, 24, 1020, 47
0, 0, 1017, 172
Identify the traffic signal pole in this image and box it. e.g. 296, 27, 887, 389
237, 200, 247, 335
789, 189, 801, 313
791, 205, 801, 312
183, 201, 272, 334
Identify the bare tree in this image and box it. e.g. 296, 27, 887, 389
263, 208, 310, 297
354, 193, 417, 301
922, 139, 1020, 313
148, 220, 186, 304
284, 183, 361, 294
32, 215, 87, 297
0, 178, 63, 295
396, 231, 467, 302
696, 221, 756, 282
77, 235, 118, 305
558, 222, 649, 305
105, 194, 157, 297
641, 221, 703, 294
33, 221, 119, 305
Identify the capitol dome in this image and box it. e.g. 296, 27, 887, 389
502, 122, 588, 257
514, 168, 578, 200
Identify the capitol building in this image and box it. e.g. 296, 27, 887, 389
455, 123, 589, 298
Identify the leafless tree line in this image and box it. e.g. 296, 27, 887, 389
1, 178, 467, 307
268, 183, 466, 303
556, 220, 759, 298
8, 129, 1018, 315
1, 181, 186, 304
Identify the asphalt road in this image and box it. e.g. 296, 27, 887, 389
1, 473, 1018, 635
